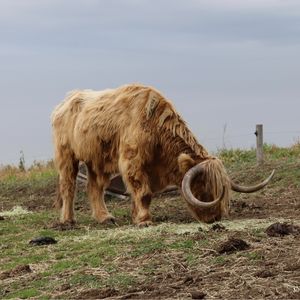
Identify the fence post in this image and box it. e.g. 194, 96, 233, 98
255, 124, 264, 165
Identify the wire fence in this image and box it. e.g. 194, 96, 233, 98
202, 130, 300, 142
1, 128, 300, 167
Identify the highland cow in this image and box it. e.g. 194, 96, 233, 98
51, 84, 274, 226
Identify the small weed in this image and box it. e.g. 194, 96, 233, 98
185, 253, 198, 266
31, 278, 52, 289
141, 263, 157, 275
211, 256, 228, 265
70, 273, 102, 288
81, 253, 103, 268
106, 273, 136, 288
251, 228, 266, 238
170, 239, 194, 250
113, 207, 130, 218
131, 239, 165, 257
51, 260, 75, 273
240, 251, 264, 262
219, 148, 256, 164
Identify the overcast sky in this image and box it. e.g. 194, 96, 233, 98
1, 0, 300, 165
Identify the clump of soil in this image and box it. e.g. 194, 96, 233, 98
58, 283, 71, 292
265, 222, 300, 237
0, 216, 4, 221
49, 221, 80, 231
284, 263, 300, 271
191, 290, 206, 299
211, 224, 226, 232
217, 238, 250, 254
29, 236, 57, 246
76, 288, 117, 299
254, 269, 275, 278
0, 265, 32, 280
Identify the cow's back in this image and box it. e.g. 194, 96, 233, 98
51, 84, 172, 162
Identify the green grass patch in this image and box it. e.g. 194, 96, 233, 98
241, 251, 265, 262
106, 273, 137, 288
51, 260, 76, 273
218, 143, 300, 164
130, 239, 166, 257
185, 253, 199, 266
69, 273, 102, 288
5, 288, 40, 299
210, 255, 228, 266
169, 239, 194, 250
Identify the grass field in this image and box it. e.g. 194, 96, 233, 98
0, 145, 300, 299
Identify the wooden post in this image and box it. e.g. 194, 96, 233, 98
255, 124, 263, 165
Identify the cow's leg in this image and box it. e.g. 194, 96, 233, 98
86, 164, 115, 224
56, 153, 78, 224
130, 188, 153, 227
121, 164, 152, 226
119, 143, 153, 226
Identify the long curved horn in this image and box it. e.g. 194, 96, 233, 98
182, 163, 225, 208
231, 170, 275, 193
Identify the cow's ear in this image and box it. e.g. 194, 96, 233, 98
178, 153, 196, 174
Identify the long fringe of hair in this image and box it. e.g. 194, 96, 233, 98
200, 158, 231, 215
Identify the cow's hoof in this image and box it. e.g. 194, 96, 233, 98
137, 221, 153, 227
60, 219, 76, 225
99, 215, 116, 225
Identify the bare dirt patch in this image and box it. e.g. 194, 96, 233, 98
0, 265, 32, 280
48, 221, 80, 231
76, 288, 117, 299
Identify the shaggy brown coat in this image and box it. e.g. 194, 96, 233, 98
51, 84, 230, 225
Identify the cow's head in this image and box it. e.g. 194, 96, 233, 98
178, 154, 274, 223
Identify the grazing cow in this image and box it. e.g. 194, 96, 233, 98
51, 84, 274, 226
